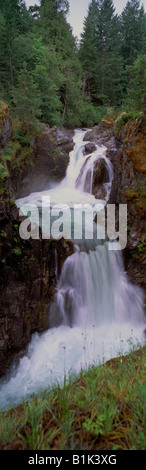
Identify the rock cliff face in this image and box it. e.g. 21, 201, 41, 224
0, 207, 74, 376
14, 125, 74, 198
0, 118, 74, 377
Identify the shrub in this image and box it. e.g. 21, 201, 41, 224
115, 111, 144, 131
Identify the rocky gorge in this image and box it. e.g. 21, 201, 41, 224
0, 105, 145, 378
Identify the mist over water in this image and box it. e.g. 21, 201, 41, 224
0, 129, 145, 411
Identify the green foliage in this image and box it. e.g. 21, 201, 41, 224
80, 0, 146, 111
18, 400, 44, 449
11, 247, 22, 256
79, 99, 105, 127
139, 184, 146, 197
0, 230, 7, 238
120, 0, 146, 69
33, 47, 63, 126
0, 161, 9, 184
127, 54, 146, 112
0, 0, 32, 90
115, 110, 144, 131
137, 240, 146, 255
82, 414, 105, 436
0, 0, 145, 128
12, 64, 41, 134
80, 0, 124, 108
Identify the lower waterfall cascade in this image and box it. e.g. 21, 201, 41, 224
0, 129, 145, 411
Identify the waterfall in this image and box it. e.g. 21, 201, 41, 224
0, 129, 145, 411
49, 244, 144, 330
15, 129, 112, 207
62, 129, 113, 201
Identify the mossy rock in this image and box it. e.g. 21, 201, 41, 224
126, 132, 146, 173
135, 197, 146, 217
125, 189, 140, 200
0, 101, 9, 132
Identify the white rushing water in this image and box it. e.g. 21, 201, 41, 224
0, 129, 145, 411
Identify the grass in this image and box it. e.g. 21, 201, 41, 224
0, 346, 145, 451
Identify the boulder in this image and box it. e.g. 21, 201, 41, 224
83, 143, 96, 155
83, 122, 114, 146
92, 158, 109, 196
83, 130, 97, 143
14, 125, 74, 199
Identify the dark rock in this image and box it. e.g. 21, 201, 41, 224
83, 122, 114, 146
92, 158, 109, 196
83, 130, 97, 142
83, 143, 96, 155
95, 185, 107, 200
14, 125, 74, 199
0, 194, 74, 377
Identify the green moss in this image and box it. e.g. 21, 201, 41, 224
137, 239, 146, 255
138, 184, 146, 198
125, 188, 140, 200
0, 161, 9, 184
0, 230, 7, 238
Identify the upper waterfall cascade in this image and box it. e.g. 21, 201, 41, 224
0, 129, 145, 411
16, 129, 113, 207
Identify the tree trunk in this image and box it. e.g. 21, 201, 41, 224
10, 56, 13, 86
82, 74, 86, 100
26, 121, 29, 137
62, 91, 67, 123
102, 54, 105, 95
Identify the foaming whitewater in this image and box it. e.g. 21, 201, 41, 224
0, 129, 145, 411
49, 244, 145, 329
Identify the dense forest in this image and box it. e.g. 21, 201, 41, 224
0, 0, 146, 131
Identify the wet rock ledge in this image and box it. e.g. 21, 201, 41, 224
0, 229, 74, 377
13, 125, 74, 199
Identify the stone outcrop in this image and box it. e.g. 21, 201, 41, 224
83, 143, 96, 155
0, 117, 74, 377
0, 199, 74, 376
92, 158, 109, 197
14, 125, 74, 198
